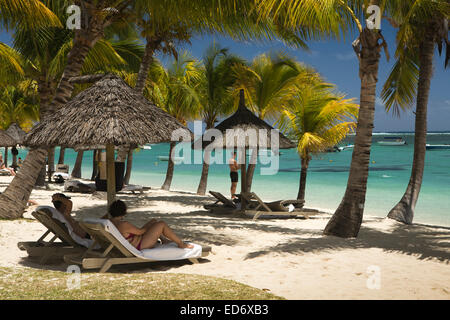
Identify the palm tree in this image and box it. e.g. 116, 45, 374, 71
278, 83, 359, 202
235, 52, 319, 191
381, 1, 449, 224
257, 0, 394, 237
0, 84, 40, 131
0, 0, 131, 218
0, 83, 39, 168
146, 53, 202, 190
195, 43, 246, 195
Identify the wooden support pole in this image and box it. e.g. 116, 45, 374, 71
106, 144, 116, 208
240, 147, 247, 211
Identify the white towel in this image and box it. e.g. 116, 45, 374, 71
83, 218, 203, 261
36, 206, 94, 248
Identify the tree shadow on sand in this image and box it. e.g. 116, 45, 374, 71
245, 221, 450, 263
55, 191, 450, 266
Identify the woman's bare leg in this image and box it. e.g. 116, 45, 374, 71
139, 221, 193, 249
142, 219, 170, 243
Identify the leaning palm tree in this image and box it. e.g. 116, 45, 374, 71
0, 0, 131, 218
381, 0, 449, 224
257, 0, 395, 237
278, 83, 359, 202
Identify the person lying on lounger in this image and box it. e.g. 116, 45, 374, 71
51, 193, 90, 239
108, 200, 193, 250
0, 154, 16, 176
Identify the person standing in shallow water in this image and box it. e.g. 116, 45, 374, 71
228, 152, 240, 199
108, 200, 194, 250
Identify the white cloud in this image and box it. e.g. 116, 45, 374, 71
335, 52, 356, 61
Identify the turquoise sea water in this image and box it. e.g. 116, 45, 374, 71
4, 132, 450, 226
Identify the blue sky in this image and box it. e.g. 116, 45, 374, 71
1, 22, 449, 132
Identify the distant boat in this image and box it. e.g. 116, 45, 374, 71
338, 144, 354, 151
426, 144, 450, 150
158, 155, 184, 163
138, 144, 152, 150
378, 137, 406, 146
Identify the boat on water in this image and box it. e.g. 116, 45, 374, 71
426, 144, 450, 150
138, 144, 152, 150
377, 137, 406, 146
338, 144, 354, 151
158, 155, 184, 163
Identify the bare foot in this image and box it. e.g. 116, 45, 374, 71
178, 241, 194, 249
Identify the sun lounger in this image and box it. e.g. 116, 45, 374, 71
64, 219, 212, 273
119, 184, 148, 194
17, 206, 96, 264
203, 191, 238, 211
64, 179, 147, 195
0, 168, 12, 176
64, 180, 96, 193
240, 192, 316, 221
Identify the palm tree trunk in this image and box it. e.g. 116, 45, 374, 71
0, 11, 104, 218
71, 150, 84, 179
197, 159, 210, 195
387, 30, 435, 224
3, 147, 7, 167
0, 149, 47, 218
134, 37, 161, 93
124, 147, 134, 185
324, 28, 384, 238
161, 142, 176, 190
196, 123, 214, 195
58, 147, 66, 164
47, 148, 55, 182
91, 150, 99, 181
297, 157, 310, 202
246, 148, 258, 192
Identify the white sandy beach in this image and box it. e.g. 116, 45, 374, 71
0, 175, 449, 300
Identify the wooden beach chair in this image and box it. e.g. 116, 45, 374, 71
64, 219, 212, 273
0, 169, 12, 176
240, 192, 317, 221
17, 207, 90, 264
203, 191, 238, 212
119, 184, 149, 194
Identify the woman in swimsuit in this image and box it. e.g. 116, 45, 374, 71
108, 200, 193, 250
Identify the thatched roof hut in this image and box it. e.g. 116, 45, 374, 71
0, 130, 16, 147
194, 90, 295, 211
24, 74, 191, 206
195, 90, 295, 150
24, 74, 190, 149
5, 123, 26, 145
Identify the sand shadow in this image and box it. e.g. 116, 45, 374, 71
245, 220, 450, 263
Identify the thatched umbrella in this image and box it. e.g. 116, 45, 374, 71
5, 123, 26, 145
25, 74, 190, 206
0, 130, 17, 168
195, 89, 295, 210
0, 130, 16, 147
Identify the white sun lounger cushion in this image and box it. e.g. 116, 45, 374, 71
52, 172, 70, 179
84, 218, 203, 261
36, 206, 95, 248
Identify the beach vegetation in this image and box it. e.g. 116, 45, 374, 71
0, 266, 283, 300
278, 83, 359, 202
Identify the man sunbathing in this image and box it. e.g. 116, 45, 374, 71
51, 193, 90, 239
108, 200, 193, 250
